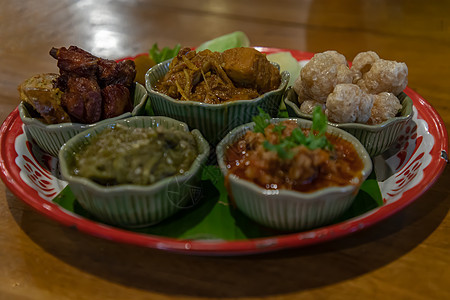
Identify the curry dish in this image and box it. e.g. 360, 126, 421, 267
155, 47, 281, 104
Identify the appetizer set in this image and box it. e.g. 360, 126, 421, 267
0, 32, 447, 255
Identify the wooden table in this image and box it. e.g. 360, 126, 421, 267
1, 0, 449, 299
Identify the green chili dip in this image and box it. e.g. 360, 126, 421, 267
72, 124, 198, 186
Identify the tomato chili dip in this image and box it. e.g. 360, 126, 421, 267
225, 119, 365, 193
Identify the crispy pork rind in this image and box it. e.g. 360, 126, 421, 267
292, 76, 308, 102
367, 92, 402, 125
293, 50, 353, 103
351, 51, 380, 83
299, 100, 325, 115
291, 50, 408, 125
323, 50, 348, 65
325, 84, 374, 124
357, 59, 408, 95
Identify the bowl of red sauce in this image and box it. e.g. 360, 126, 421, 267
216, 108, 372, 231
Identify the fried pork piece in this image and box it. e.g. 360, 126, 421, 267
351, 51, 380, 83
49, 45, 135, 123
98, 59, 136, 87
325, 83, 374, 123
61, 76, 102, 124
293, 50, 353, 103
50, 46, 99, 77
367, 92, 402, 125
356, 59, 408, 95
18, 73, 71, 124
101, 84, 132, 119
51, 46, 136, 89
221, 47, 281, 94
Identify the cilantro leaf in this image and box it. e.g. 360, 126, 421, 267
311, 106, 334, 151
253, 107, 271, 134
278, 138, 297, 150
263, 140, 294, 160
307, 136, 330, 150
149, 43, 181, 64
253, 106, 333, 159
311, 105, 328, 136
273, 124, 286, 137
289, 128, 307, 145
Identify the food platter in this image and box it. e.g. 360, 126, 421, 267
0, 48, 448, 255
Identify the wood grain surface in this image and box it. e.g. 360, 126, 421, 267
1, 0, 449, 299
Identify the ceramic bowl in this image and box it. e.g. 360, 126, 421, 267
216, 118, 373, 231
19, 82, 148, 157
59, 116, 210, 228
283, 87, 413, 156
145, 59, 289, 145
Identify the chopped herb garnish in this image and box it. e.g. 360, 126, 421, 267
311, 105, 328, 136
273, 124, 286, 137
263, 140, 294, 160
253, 107, 271, 133
149, 43, 181, 64
254, 106, 334, 159
290, 127, 308, 145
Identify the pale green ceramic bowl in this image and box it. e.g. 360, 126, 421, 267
19, 82, 148, 157
284, 88, 413, 156
216, 118, 373, 231
59, 116, 210, 228
146, 59, 289, 145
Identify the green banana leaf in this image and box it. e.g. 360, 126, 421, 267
53, 164, 382, 241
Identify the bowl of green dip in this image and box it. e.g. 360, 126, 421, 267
59, 116, 210, 227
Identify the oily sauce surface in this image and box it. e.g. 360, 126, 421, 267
225, 125, 364, 193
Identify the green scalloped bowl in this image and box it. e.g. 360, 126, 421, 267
216, 118, 373, 231
284, 88, 413, 156
59, 116, 210, 228
145, 59, 289, 145
19, 82, 148, 157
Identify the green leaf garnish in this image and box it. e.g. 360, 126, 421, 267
252, 107, 271, 134
309, 105, 333, 151
263, 140, 294, 160
307, 136, 330, 150
311, 105, 328, 136
273, 124, 286, 137
149, 43, 181, 64
255, 105, 333, 159
290, 127, 308, 145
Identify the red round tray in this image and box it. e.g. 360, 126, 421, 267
1, 48, 447, 255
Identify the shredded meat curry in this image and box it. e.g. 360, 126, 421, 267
155, 47, 281, 104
